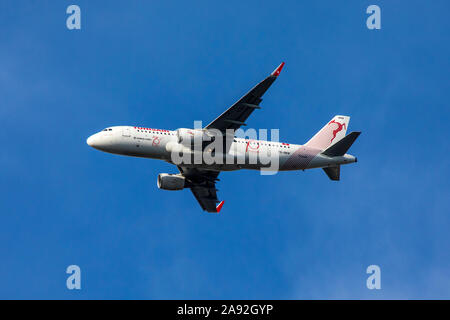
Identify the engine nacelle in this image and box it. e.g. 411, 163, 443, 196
157, 173, 185, 190
176, 128, 213, 146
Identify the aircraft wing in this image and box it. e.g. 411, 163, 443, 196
205, 62, 285, 132
177, 166, 224, 213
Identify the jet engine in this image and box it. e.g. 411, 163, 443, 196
176, 128, 214, 146
157, 173, 186, 190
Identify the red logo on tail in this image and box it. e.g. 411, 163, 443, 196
328, 120, 346, 143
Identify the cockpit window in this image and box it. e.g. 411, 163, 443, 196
102, 128, 113, 131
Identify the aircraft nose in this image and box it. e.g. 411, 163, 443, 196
86, 134, 98, 147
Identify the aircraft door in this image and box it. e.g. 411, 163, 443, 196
122, 127, 131, 138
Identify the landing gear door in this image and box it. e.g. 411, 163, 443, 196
122, 127, 131, 137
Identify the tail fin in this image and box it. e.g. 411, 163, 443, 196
305, 115, 350, 150
322, 132, 361, 157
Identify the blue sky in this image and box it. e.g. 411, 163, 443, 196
0, 1, 449, 299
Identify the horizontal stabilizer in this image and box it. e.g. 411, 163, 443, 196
322, 132, 361, 157
323, 166, 340, 181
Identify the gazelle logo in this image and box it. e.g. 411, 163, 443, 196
246, 140, 260, 152
328, 120, 347, 143
152, 136, 161, 146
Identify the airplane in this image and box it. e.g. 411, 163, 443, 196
87, 62, 360, 213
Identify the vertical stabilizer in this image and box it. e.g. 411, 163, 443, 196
305, 115, 350, 150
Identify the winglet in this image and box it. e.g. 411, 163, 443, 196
216, 200, 225, 213
271, 62, 285, 77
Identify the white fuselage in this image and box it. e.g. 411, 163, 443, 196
87, 126, 356, 171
